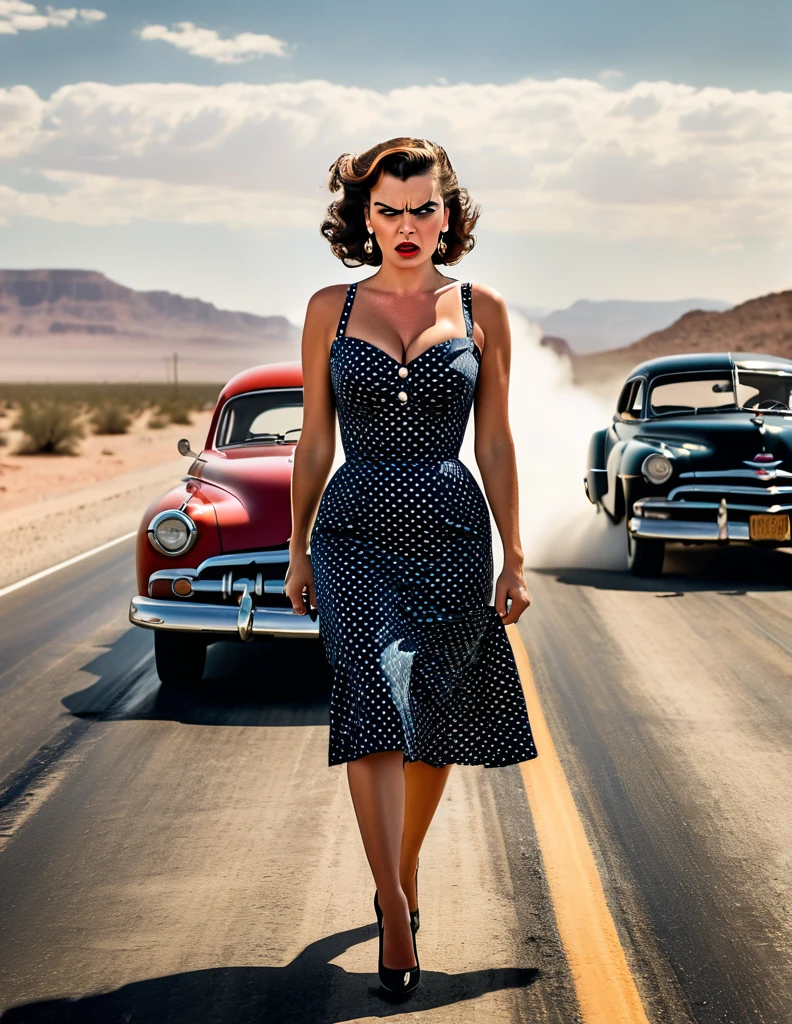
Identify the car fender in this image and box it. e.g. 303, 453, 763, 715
135, 482, 221, 597
604, 440, 630, 518
584, 428, 610, 504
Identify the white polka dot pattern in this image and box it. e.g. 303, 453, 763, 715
310, 281, 539, 768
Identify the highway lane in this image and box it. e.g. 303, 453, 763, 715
0, 540, 573, 1023
0, 537, 790, 1022
520, 542, 792, 1024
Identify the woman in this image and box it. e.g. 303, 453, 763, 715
285, 137, 538, 995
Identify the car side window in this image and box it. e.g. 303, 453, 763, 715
628, 381, 644, 419
617, 379, 644, 420
616, 380, 635, 416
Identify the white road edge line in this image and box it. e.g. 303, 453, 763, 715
0, 531, 137, 600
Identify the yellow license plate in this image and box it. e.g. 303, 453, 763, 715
749, 513, 791, 541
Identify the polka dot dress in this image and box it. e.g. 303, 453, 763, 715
310, 280, 539, 769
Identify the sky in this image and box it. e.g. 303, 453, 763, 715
0, 0, 790, 322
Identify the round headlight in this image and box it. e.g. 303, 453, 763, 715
147, 509, 198, 556
642, 453, 673, 484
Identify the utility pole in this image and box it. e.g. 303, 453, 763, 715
173, 351, 179, 399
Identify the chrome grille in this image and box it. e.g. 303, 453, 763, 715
149, 548, 292, 606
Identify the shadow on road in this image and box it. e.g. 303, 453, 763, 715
537, 542, 792, 594
0, 923, 540, 1022
62, 634, 332, 728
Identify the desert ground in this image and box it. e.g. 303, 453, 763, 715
0, 406, 214, 590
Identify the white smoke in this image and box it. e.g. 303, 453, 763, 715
459, 307, 628, 579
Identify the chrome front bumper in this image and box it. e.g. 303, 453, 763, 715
629, 491, 792, 544
129, 595, 319, 639
130, 548, 319, 641
628, 516, 752, 542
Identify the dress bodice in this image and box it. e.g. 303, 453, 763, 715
329, 281, 480, 463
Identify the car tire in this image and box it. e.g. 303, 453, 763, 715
154, 631, 208, 686
626, 525, 665, 577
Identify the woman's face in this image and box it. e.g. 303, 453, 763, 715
364, 169, 450, 267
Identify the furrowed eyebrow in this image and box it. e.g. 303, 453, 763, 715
373, 198, 438, 212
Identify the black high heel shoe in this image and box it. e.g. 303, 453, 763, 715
374, 858, 420, 933
377, 904, 420, 994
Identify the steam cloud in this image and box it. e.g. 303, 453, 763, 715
461, 308, 628, 582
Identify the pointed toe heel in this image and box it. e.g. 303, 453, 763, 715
377, 910, 420, 995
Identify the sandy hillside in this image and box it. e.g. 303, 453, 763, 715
573, 288, 792, 394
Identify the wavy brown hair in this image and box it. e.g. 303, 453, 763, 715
320, 137, 480, 268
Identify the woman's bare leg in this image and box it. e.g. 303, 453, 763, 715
346, 750, 416, 969
400, 761, 454, 911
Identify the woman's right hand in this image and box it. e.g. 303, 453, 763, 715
284, 551, 316, 616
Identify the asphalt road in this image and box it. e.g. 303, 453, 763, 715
0, 537, 790, 1023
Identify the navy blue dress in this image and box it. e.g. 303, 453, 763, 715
310, 280, 539, 769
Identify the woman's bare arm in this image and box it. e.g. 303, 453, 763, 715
470, 283, 531, 625
285, 285, 345, 613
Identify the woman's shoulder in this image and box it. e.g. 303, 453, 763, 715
307, 282, 351, 311
468, 281, 507, 320
304, 283, 353, 329
468, 280, 505, 305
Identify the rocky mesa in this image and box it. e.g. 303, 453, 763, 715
0, 269, 300, 382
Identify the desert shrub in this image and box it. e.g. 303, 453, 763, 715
12, 399, 85, 455
147, 414, 168, 429
156, 401, 193, 426
0, 431, 8, 447
89, 402, 133, 435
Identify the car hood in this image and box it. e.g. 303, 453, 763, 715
187, 445, 294, 552
635, 413, 792, 469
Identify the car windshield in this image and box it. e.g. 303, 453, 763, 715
648, 370, 792, 417
648, 374, 736, 416
735, 369, 792, 413
214, 387, 303, 448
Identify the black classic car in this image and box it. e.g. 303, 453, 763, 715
584, 352, 792, 576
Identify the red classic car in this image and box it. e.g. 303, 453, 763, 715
129, 361, 318, 685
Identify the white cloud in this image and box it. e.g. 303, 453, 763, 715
137, 21, 287, 64
0, 2, 105, 33
597, 68, 625, 83
0, 76, 789, 249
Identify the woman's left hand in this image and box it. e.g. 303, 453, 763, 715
494, 565, 531, 625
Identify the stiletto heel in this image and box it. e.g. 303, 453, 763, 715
377, 905, 420, 994
412, 857, 420, 932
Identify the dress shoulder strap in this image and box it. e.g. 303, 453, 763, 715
460, 282, 473, 337
335, 282, 358, 339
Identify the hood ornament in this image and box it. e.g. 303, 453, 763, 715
742, 450, 783, 478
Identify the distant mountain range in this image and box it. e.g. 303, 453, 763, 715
2, 269, 786, 388
526, 297, 733, 355
0, 269, 299, 382
572, 289, 792, 394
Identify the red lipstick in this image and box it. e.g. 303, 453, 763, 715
395, 242, 420, 258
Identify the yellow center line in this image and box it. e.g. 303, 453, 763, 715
506, 623, 652, 1024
